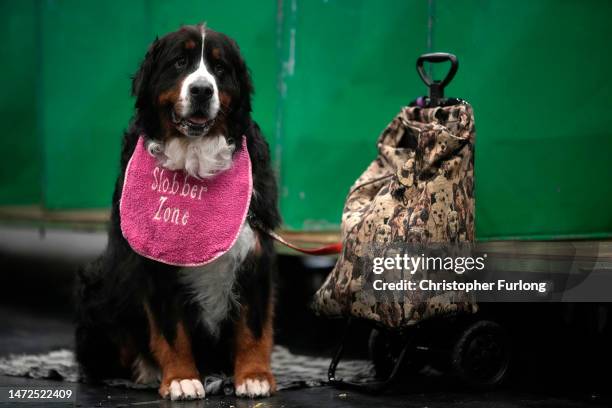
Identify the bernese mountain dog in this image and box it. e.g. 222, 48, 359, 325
75, 24, 280, 400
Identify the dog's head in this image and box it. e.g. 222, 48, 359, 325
132, 24, 252, 140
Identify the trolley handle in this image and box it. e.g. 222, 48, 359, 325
416, 52, 459, 105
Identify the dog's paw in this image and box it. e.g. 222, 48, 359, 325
159, 378, 205, 401
235, 372, 276, 398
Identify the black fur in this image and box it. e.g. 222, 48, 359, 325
75, 24, 280, 380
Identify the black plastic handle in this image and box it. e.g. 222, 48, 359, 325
416, 53, 459, 104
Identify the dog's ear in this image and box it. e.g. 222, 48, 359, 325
229, 38, 253, 118
132, 37, 161, 106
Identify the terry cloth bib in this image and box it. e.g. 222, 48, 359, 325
120, 136, 252, 266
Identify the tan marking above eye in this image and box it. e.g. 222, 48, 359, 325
185, 40, 196, 49
212, 48, 221, 59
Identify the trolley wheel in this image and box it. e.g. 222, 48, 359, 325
451, 320, 510, 388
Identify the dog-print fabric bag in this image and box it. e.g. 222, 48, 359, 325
313, 101, 478, 328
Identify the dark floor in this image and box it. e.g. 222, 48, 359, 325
1, 226, 611, 408
2, 374, 608, 408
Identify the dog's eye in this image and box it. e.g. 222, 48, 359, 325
175, 57, 187, 70
214, 64, 224, 75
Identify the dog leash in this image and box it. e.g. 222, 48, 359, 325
265, 229, 343, 255
248, 214, 343, 255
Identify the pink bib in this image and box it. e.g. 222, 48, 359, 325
120, 136, 252, 266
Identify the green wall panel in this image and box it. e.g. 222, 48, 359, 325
0, 0, 40, 205
40, 0, 148, 209
278, 0, 428, 230
434, 0, 612, 239
1, 0, 611, 239
40, 0, 278, 209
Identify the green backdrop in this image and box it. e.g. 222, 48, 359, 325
1, 0, 611, 240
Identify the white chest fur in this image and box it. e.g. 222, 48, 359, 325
178, 223, 255, 337
146, 133, 235, 180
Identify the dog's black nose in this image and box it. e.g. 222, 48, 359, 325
189, 82, 214, 101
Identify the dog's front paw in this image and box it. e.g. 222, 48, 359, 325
159, 378, 205, 401
235, 372, 276, 398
